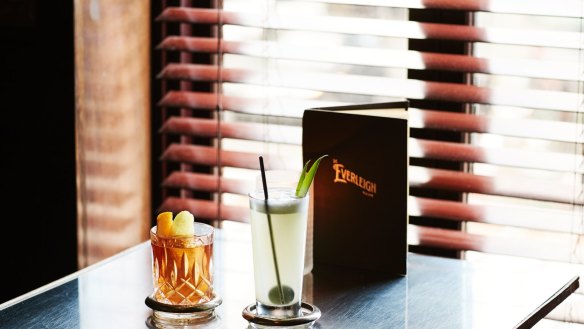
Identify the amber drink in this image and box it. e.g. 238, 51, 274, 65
150, 222, 214, 305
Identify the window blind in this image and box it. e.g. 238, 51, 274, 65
154, 1, 584, 325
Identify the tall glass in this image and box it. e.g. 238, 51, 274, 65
249, 185, 309, 318
149, 222, 215, 324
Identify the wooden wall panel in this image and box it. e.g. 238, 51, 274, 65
74, 0, 151, 267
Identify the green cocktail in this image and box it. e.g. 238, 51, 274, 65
249, 187, 309, 317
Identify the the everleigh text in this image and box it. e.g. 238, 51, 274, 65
332, 160, 377, 197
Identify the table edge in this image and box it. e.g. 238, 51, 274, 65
514, 275, 580, 329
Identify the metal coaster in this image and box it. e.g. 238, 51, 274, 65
242, 302, 321, 327
145, 314, 222, 329
145, 293, 222, 313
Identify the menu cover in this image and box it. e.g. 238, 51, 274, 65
302, 100, 409, 276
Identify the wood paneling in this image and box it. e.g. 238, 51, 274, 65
74, 0, 151, 267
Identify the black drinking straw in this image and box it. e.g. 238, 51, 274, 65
259, 156, 285, 305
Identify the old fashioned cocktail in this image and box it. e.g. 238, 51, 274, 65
146, 211, 220, 327
150, 222, 214, 305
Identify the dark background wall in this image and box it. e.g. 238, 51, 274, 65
0, 0, 77, 303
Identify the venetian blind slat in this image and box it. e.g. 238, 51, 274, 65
411, 197, 579, 234
159, 196, 249, 222
411, 166, 580, 204
157, 7, 580, 49
158, 91, 260, 113
160, 116, 301, 144
410, 225, 581, 262
159, 64, 580, 112
160, 116, 582, 173
158, 36, 580, 81
159, 91, 582, 143
160, 144, 293, 170
411, 139, 583, 173
412, 109, 582, 143
162, 172, 252, 195
298, 0, 582, 18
